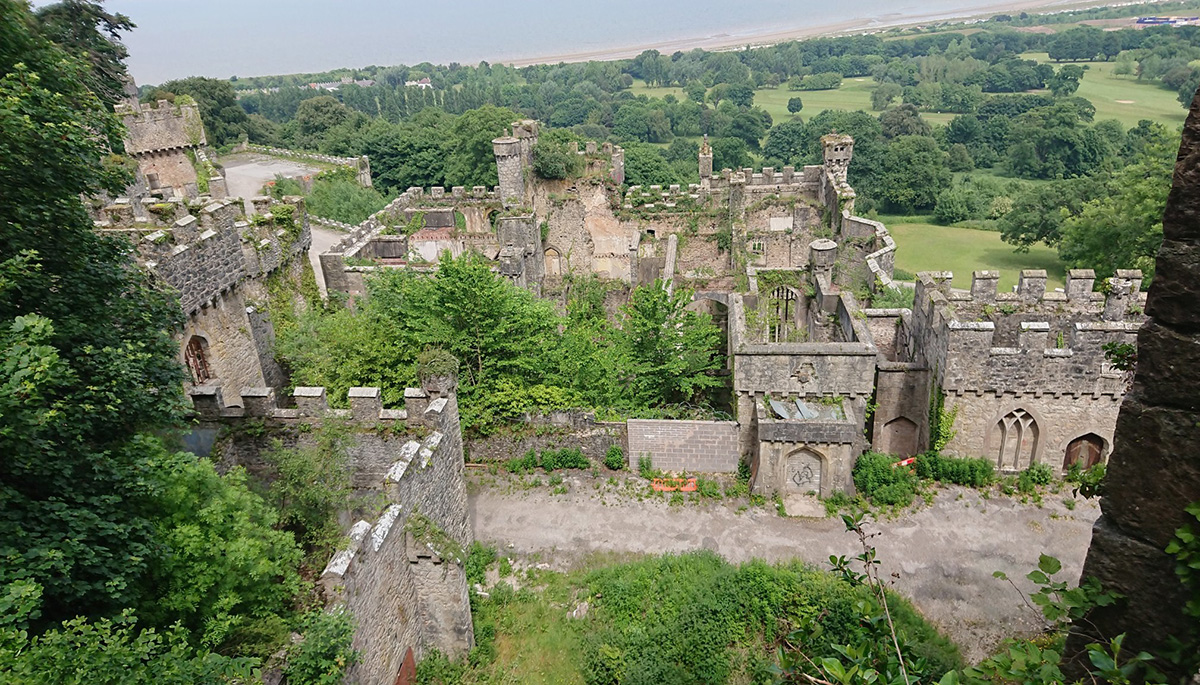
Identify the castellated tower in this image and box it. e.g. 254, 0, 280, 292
821, 132, 855, 185
492, 135, 525, 208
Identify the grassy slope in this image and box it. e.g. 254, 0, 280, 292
881, 216, 1065, 290
1024, 51, 1188, 129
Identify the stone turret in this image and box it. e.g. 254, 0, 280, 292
492, 135, 524, 208
821, 132, 854, 185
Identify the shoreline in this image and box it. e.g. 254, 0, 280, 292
495, 0, 1120, 67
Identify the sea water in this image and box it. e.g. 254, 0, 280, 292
105, 0, 1077, 84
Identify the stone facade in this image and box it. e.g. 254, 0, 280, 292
311, 118, 1144, 498
903, 269, 1143, 472
190, 380, 474, 685
115, 95, 211, 199
94, 193, 313, 402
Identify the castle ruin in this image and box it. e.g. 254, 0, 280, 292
317, 120, 1145, 500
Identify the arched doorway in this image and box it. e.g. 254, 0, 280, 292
785, 448, 823, 494
994, 408, 1039, 470
1064, 434, 1105, 470
185, 335, 214, 384
544, 247, 562, 277
879, 417, 919, 458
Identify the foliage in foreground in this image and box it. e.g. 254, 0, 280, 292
418, 550, 960, 685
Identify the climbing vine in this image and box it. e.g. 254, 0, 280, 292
928, 382, 958, 453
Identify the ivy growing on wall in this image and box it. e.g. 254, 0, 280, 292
928, 380, 959, 453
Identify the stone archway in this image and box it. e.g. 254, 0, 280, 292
1064, 433, 1105, 471
785, 448, 824, 494
184, 335, 214, 384
879, 416, 919, 458
544, 246, 563, 277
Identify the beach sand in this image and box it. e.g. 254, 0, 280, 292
498, 0, 1115, 67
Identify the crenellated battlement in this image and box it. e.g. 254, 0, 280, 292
189, 383, 460, 427
192, 380, 474, 675
116, 97, 206, 154
911, 269, 1144, 398
95, 195, 310, 315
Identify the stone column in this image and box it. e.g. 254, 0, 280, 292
1064, 91, 1200, 681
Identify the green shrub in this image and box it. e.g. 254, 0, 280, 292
638, 455, 654, 479
1018, 462, 1056, 494
505, 450, 539, 474
465, 542, 497, 586
604, 445, 625, 471
695, 478, 721, 499
872, 482, 915, 507
540, 447, 589, 471
284, 609, 360, 685
870, 285, 915, 309
852, 451, 915, 499
915, 451, 994, 487
532, 140, 584, 180
506, 448, 589, 473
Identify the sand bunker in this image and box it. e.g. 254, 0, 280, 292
1116, 99, 1136, 104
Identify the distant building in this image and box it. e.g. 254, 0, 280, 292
405, 77, 434, 89
307, 77, 376, 92
1136, 16, 1199, 25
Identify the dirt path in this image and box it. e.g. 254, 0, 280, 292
468, 472, 1099, 662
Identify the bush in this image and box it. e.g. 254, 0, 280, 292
505, 450, 539, 474
465, 542, 497, 586
604, 445, 625, 471
870, 286, 915, 309
505, 448, 589, 473
695, 478, 721, 499
638, 455, 654, 479
915, 451, 994, 487
284, 610, 360, 685
540, 447, 589, 471
1018, 462, 1056, 494
852, 452, 914, 498
532, 140, 584, 180
872, 482, 916, 507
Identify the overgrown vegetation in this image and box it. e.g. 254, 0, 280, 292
276, 254, 727, 435
505, 447, 590, 474
268, 167, 387, 224
419, 550, 959, 684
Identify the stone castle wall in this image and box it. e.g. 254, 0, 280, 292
628, 419, 739, 473
191, 383, 473, 685
117, 98, 206, 154
907, 269, 1144, 470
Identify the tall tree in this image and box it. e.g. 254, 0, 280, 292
1, 0, 185, 625
33, 0, 134, 105
617, 283, 723, 406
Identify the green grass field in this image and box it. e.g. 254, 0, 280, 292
1023, 52, 1188, 129
631, 51, 1189, 133
630, 78, 960, 126
880, 216, 1065, 290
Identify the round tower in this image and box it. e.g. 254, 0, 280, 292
809, 238, 838, 281
492, 135, 524, 207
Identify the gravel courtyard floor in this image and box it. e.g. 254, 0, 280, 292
468, 470, 1099, 663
